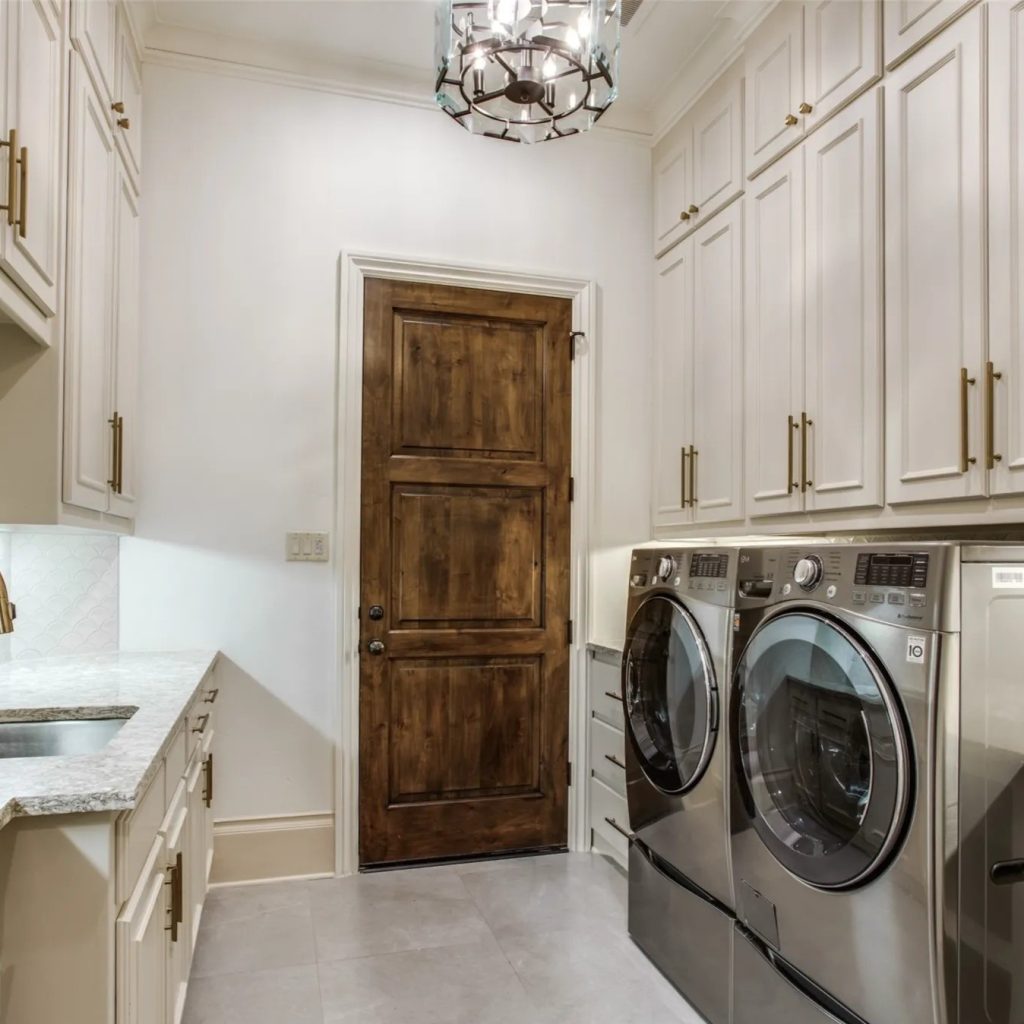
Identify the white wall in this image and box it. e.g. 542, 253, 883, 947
119, 62, 652, 824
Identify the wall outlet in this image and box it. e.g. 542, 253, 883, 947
286, 532, 330, 562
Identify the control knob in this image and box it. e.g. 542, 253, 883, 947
655, 556, 675, 582
793, 555, 823, 591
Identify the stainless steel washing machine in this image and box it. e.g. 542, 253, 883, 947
729, 543, 957, 1024
622, 546, 738, 1024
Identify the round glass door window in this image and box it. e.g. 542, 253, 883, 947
733, 611, 912, 890
622, 596, 717, 795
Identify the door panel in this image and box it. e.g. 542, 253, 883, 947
690, 69, 743, 225
883, 0, 978, 68
692, 203, 744, 524
653, 132, 692, 255
744, 148, 804, 517
359, 279, 571, 865
803, 0, 882, 129
805, 89, 883, 512
71, 0, 116, 106
652, 244, 694, 528
114, 8, 142, 187
744, 1, 804, 178
884, 10, 986, 503
989, 1, 1024, 496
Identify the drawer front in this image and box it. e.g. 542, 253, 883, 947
589, 653, 624, 730
590, 717, 626, 797
591, 776, 630, 862
165, 724, 187, 785
116, 760, 166, 904
186, 679, 219, 756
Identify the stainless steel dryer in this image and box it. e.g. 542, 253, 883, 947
622, 546, 738, 1024
729, 543, 955, 1024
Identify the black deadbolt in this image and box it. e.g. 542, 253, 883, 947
368, 605, 384, 621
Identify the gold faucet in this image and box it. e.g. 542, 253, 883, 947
0, 570, 14, 634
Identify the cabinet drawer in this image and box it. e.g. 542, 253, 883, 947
165, 724, 186, 785
590, 718, 626, 797
591, 776, 630, 862
116, 761, 166, 904
588, 654, 624, 730
186, 680, 219, 756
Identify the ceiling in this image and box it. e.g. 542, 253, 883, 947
141, 0, 769, 137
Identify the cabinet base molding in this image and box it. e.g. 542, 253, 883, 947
211, 812, 335, 885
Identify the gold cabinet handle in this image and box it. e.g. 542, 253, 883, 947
0, 129, 17, 229
165, 852, 183, 941
687, 204, 699, 215
787, 415, 799, 494
204, 753, 214, 808
798, 102, 813, 114
17, 145, 26, 238
680, 210, 690, 222
680, 446, 688, 507
116, 415, 124, 493
801, 411, 813, 492
986, 361, 1004, 470
192, 713, 210, 735
784, 113, 798, 126
689, 445, 697, 507
107, 411, 119, 490
117, 117, 130, 130
961, 368, 978, 472
111, 101, 125, 113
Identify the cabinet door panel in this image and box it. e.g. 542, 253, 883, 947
63, 58, 114, 513
804, 0, 882, 129
114, 10, 142, 187
692, 204, 744, 524
884, 10, 986, 503
989, 0, 1024, 496
108, 165, 139, 519
690, 70, 743, 225
71, 0, 116, 107
653, 133, 692, 255
805, 90, 883, 512
744, 148, 804, 517
652, 243, 694, 528
0, 0, 63, 317
883, 0, 978, 68
745, 1, 803, 178
162, 780, 189, 1024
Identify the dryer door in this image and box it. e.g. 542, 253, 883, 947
733, 610, 912, 890
623, 595, 718, 795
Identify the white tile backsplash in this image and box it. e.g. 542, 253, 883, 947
5, 534, 119, 661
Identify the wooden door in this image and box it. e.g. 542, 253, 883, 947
988, 0, 1024, 496
803, 0, 881, 131
652, 242, 694, 530
359, 278, 572, 866
744, 0, 804, 178
804, 89, 884, 513
689, 66, 744, 228
691, 203, 744, 525
744, 145, 805, 517
882, 0, 978, 69
653, 128, 692, 255
0, 0, 64, 317
884, 9, 986, 503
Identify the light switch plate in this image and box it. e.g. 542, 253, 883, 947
286, 532, 330, 562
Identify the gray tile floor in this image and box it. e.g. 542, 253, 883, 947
184, 852, 703, 1024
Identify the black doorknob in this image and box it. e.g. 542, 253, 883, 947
367, 640, 385, 655
368, 605, 384, 621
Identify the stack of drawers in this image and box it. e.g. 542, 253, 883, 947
587, 645, 628, 868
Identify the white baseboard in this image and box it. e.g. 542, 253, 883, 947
210, 812, 335, 885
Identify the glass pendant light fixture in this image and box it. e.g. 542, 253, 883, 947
435, 0, 621, 143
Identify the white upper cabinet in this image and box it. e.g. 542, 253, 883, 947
71, 0, 117, 108
883, 0, 979, 68
690, 202, 744, 524
0, 0, 64, 318
113, 6, 141, 187
803, 1, 882, 130
744, 146, 805, 517
653, 129, 692, 256
652, 244, 694, 528
745, 1, 804, 177
689, 66, 744, 228
988, 0, 1024, 496
884, 7, 986, 503
803, 89, 883, 512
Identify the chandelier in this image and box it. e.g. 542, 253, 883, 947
435, 1, 621, 144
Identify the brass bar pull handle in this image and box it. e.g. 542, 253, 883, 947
603, 691, 623, 703
986, 361, 1004, 470
165, 853, 183, 941
801, 412, 813, 492
116, 414, 124, 493
204, 753, 214, 808
961, 368, 978, 473
0, 129, 16, 226
107, 412, 119, 489
689, 445, 697, 507
787, 415, 798, 494
192, 713, 210, 735
680, 446, 688, 508
17, 145, 26, 238
604, 753, 626, 770
203, 688, 220, 704
604, 816, 634, 841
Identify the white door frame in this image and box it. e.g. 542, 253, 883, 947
333, 250, 597, 875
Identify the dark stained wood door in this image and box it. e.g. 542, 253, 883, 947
359, 278, 573, 866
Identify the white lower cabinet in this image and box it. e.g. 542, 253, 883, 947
587, 648, 628, 870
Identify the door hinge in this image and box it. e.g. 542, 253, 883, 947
568, 476, 575, 502
567, 761, 573, 787
566, 619, 574, 645
570, 330, 585, 361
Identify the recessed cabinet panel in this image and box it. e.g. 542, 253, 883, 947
690, 70, 744, 225
63, 58, 115, 514
883, 0, 978, 69
989, 0, 1024, 497
804, 90, 883, 512
653, 133, 692, 255
652, 244, 694, 527
0, 0, 64, 317
692, 203, 744, 524
745, 1, 804, 178
744, 148, 805, 517
114, 9, 142, 187
71, 0, 116, 107
884, 10, 986, 503
803, 0, 882, 129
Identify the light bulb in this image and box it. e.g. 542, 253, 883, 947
568, 92, 577, 107
543, 56, 557, 78
496, 0, 516, 23
565, 26, 580, 50
578, 10, 591, 38
473, 54, 487, 70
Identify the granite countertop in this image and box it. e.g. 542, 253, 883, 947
0, 650, 219, 831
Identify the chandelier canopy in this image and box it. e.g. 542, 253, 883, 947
435, 1, 621, 144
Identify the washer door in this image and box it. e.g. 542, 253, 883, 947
733, 611, 912, 890
623, 595, 718, 795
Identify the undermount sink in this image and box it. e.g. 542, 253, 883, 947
0, 718, 128, 759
